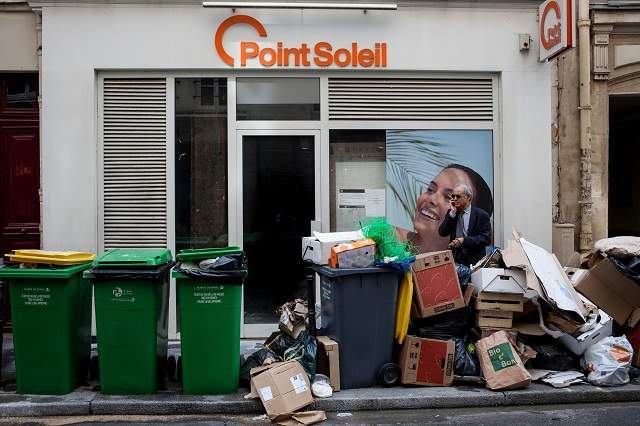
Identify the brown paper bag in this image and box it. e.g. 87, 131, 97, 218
476, 330, 531, 390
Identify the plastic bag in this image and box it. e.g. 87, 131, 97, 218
175, 253, 248, 283
609, 256, 640, 284
411, 307, 470, 340
311, 374, 332, 398
581, 336, 634, 386
239, 348, 278, 386
453, 336, 479, 376
456, 263, 472, 292
264, 331, 317, 380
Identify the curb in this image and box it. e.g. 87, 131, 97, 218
1, 384, 639, 417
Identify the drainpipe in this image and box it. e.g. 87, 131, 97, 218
578, 0, 593, 252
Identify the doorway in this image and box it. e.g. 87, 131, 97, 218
238, 130, 319, 337
0, 73, 40, 331
609, 94, 640, 237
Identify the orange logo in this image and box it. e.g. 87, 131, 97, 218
214, 15, 387, 68
540, 1, 562, 50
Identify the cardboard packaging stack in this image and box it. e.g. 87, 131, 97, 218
471, 268, 526, 331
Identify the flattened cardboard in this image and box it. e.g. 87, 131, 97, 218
250, 361, 313, 419
471, 268, 527, 295
274, 411, 327, 426
316, 336, 340, 392
400, 336, 455, 386
519, 238, 588, 321
574, 256, 640, 326
412, 250, 464, 318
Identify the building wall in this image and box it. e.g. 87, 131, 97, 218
0, 8, 37, 71
38, 3, 552, 252
555, 8, 640, 250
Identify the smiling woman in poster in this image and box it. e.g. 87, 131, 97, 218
401, 164, 494, 254
385, 129, 494, 256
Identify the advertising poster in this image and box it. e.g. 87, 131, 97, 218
386, 129, 494, 254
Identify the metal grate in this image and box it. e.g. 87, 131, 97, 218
328, 78, 493, 121
102, 78, 168, 248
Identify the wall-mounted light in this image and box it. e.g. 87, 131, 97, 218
202, 2, 397, 10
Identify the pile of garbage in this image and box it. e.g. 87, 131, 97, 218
242, 227, 640, 424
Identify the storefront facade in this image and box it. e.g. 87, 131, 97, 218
32, 0, 551, 338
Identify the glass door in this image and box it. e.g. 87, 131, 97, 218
237, 130, 320, 338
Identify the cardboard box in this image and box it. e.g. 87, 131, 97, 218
548, 308, 613, 356
573, 256, 640, 326
411, 250, 464, 318
400, 335, 455, 386
474, 291, 524, 312
316, 336, 340, 392
301, 230, 363, 265
471, 268, 527, 295
250, 361, 313, 419
476, 310, 514, 329
328, 238, 375, 268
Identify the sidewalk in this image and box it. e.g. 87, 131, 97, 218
2, 335, 640, 417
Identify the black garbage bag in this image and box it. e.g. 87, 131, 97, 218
175, 253, 248, 283
239, 348, 278, 387
609, 256, 640, 284
529, 342, 579, 372
456, 263, 472, 292
264, 330, 317, 380
410, 307, 470, 340
453, 336, 479, 376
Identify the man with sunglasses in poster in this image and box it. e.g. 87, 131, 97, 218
438, 183, 492, 266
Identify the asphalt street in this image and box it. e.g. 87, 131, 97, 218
2, 402, 640, 425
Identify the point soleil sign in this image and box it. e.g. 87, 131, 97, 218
539, 0, 575, 61
214, 15, 388, 68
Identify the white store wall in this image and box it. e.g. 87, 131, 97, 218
36, 2, 552, 252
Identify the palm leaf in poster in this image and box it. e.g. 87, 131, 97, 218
386, 130, 458, 223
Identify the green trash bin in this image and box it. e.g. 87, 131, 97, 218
173, 248, 246, 395
0, 263, 92, 394
85, 248, 173, 395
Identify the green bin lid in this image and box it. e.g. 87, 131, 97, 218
93, 248, 173, 267
0, 262, 92, 279
176, 247, 242, 262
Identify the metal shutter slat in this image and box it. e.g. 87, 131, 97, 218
102, 77, 167, 249
328, 77, 493, 121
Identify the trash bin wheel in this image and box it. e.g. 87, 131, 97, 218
166, 355, 177, 382
89, 355, 100, 382
177, 355, 182, 383
377, 362, 401, 387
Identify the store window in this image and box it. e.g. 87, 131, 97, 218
175, 78, 228, 250
237, 77, 320, 120
330, 129, 494, 254
1, 74, 38, 110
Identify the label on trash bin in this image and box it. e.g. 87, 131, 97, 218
20, 287, 52, 306
258, 386, 273, 401
488, 342, 517, 372
290, 373, 308, 394
193, 285, 225, 305
111, 287, 136, 303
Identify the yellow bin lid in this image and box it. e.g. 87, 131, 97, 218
7, 250, 96, 266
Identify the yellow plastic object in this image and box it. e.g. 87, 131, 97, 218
7, 250, 96, 266
394, 271, 413, 345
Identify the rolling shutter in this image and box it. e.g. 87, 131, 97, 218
328, 78, 493, 121
101, 78, 168, 249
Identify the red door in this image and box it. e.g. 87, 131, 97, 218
0, 74, 40, 329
